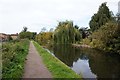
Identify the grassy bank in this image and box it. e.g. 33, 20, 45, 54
33, 41, 82, 79
2, 39, 29, 78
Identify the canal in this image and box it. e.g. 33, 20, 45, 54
46, 44, 120, 78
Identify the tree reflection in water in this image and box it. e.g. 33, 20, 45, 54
46, 44, 120, 78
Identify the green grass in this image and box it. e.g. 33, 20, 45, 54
33, 41, 82, 79
2, 39, 30, 78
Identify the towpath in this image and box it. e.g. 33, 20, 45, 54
23, 41, 52, 78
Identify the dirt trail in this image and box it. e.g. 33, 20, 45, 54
23, 41, 52, 78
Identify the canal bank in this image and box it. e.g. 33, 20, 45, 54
33, 41, 82, 79
72, 44, 91, 48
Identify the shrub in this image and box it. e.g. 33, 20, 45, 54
2, 39, 29, 78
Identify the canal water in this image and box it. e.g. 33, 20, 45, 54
46, 44, 120, 78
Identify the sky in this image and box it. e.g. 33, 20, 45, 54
0, 0, 119, 34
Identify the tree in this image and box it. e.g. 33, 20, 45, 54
41, 27, 46, 33
49, 28, 54, 32
19, 27, 37, 40
84, 22, 120, 54
19, 31, 33, 39
35, 32, 53, 46
89, 2, 113, 32
79, 27, 91, 39
74, 25, 79, 29
116, 12, 120, 24
31, 32, 37, 40
22, 27, 28, 32
54, 21, 81, 44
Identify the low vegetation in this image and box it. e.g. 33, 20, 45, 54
2, 39, 29, 78
33, 41, 81, 79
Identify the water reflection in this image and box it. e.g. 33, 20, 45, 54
47, 44, 120, 78
72, 59, 97, 78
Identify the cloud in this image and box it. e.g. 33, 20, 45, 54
0, 0, 119, 34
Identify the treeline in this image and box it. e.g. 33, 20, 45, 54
19, 27, 37, 40
34, 21, 91, 46
19, 2, 120, 54
82, 2, 120, 54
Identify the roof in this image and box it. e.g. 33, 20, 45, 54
10, 34, 18, 36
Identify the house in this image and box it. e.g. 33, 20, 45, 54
0, 33, 18, 42
10, 33, 18, 40
0, 33, 9, 42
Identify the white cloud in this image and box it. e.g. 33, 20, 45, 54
0, 0, 119, 34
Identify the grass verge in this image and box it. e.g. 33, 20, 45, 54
2, 39, 30, 78
33, 41, 82, 79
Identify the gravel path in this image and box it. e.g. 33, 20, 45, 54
23, 41, 52, 78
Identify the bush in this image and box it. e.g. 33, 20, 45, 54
82, 22, 120, 54
82, 38, 91, 45
2, 39, 29, 78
